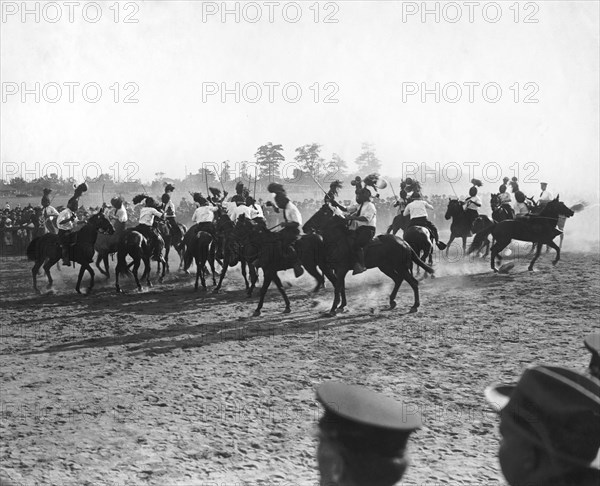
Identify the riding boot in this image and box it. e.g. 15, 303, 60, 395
61, 245, 71, 266
353, 248, 366, 275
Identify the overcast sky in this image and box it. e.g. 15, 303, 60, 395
1, 1, 598, 198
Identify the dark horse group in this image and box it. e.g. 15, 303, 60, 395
26, 203, 435, 317
388, 194, 575, 273
26, 195, 575, 316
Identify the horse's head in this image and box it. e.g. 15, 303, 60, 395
543, 196, 575, 218
88, 210, 115, 235
445, 198, 463, 220
303, 204, 334, 234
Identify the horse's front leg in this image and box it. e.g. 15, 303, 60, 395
273, 273, 291, 314
84, 263, 95, 294
253, 271, 273, 317
462, 236, 467, 253
445, 234, 455, 255
75, 263, 86, 294
43, 260, 55, 289
213, 254, 229, 293
32, 261, 42, 293
547, 240, 561, 266
241, 260, 250, 291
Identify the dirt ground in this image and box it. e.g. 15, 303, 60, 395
1, 240, 599, 486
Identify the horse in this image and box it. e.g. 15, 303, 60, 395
27, 211, 115, 294
183, 229, 215, 291
490, 193, 514, 222
467, 197, 574, 272
233, 215, 335, 316
114, 227, 166, 293
387, 211, 410, 235
94, 219, 129, 278
471, 216, 493, 257
212, 208, 258, 296
156, 219, 187, 274
402, 225, 434, 277
444, 198, 472, 254
303, 205, 434, 316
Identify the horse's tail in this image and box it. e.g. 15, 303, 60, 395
115, 239, 131, 278
410, 247, 435, 274
468, 223, 495, 254
26, 237, 39, 261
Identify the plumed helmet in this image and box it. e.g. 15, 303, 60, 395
499, 184, 507, 193
350, 176, 363, 193
132, 194, 147, 205
41, 188, 52, 207
471, 178, 483, 187
164, 183, 175, 193
73, 182, 88, 199
469, 186, 478, 197
144, 196, 157, 207
267, 182, 286, 196
209, 187, 222, 199
161, 193, 171, 204
235, 181, 245, 195
192, 192, 204, 204
503, 177, 510, 184
515, 191, 526, 203
110, 196, 124, 209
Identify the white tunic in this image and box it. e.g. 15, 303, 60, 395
230, 204, 253, 222
347, 202, 377, 230
403, 200, 433, 219
192, 205, 217, 223
139, 207, 162, 226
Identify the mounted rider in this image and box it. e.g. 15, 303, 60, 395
132, 194, 164, 260
266, 182, 304, 278
41, 188, 59, 234
346, 180, 378, 275
463, 179, 483, 227
497, 183, 515, 218
106, 196, 128, 232
404, 192, 447, 250
538, 182, 553, 208
513, 190, 535, 219
57, 182, 88, 266
230, 182, 253, 222
161, 183, 182, 241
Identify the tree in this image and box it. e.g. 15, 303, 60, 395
325, 153, 348, 180
220, 160, 232, 183
255, 142, 285, 180
354, 142, 382, 174
294, 143, 326, 179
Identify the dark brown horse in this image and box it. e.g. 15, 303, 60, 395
233, 215, 334, 316
156, 220, 187, 274
183, 229, 215, 291
212, 208, 258, 296
27, 211, 114, 294
468, 197, 574, 272
303, 205, 434, 316
387, 211, 410, 235
403, 225, 434, 277
114, 228, 166, 292
94, 219, 129, 278
444, 199, 472, 254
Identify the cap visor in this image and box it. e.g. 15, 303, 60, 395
484, 384, 514, 411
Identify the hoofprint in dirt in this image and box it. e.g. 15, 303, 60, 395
1, 252, 598, 485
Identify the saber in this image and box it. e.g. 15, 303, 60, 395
252, 171, 257, 199
448, 179, 458, 198
389, 182, 399, 201
308, 171, 328, 195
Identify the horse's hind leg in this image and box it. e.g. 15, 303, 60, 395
43, 260, 56, 289
273, 273, 291, 314
75, 264, 86, 293
404, 271, 420, 313
380, 267, 402, 310
32, 261, 42, 292
528, 242, 543, 271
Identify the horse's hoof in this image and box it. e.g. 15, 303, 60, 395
389, 301, 397, 310
76, 289, 81, 294
408, 306, 418, 314
322, 311, 336, 318
158, 278, 164, 284
528, 267, 534, 272
252, 310, 261, 317
212, 289, 219, 294
552, 260, 558, 266
283, 308, 291, 314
